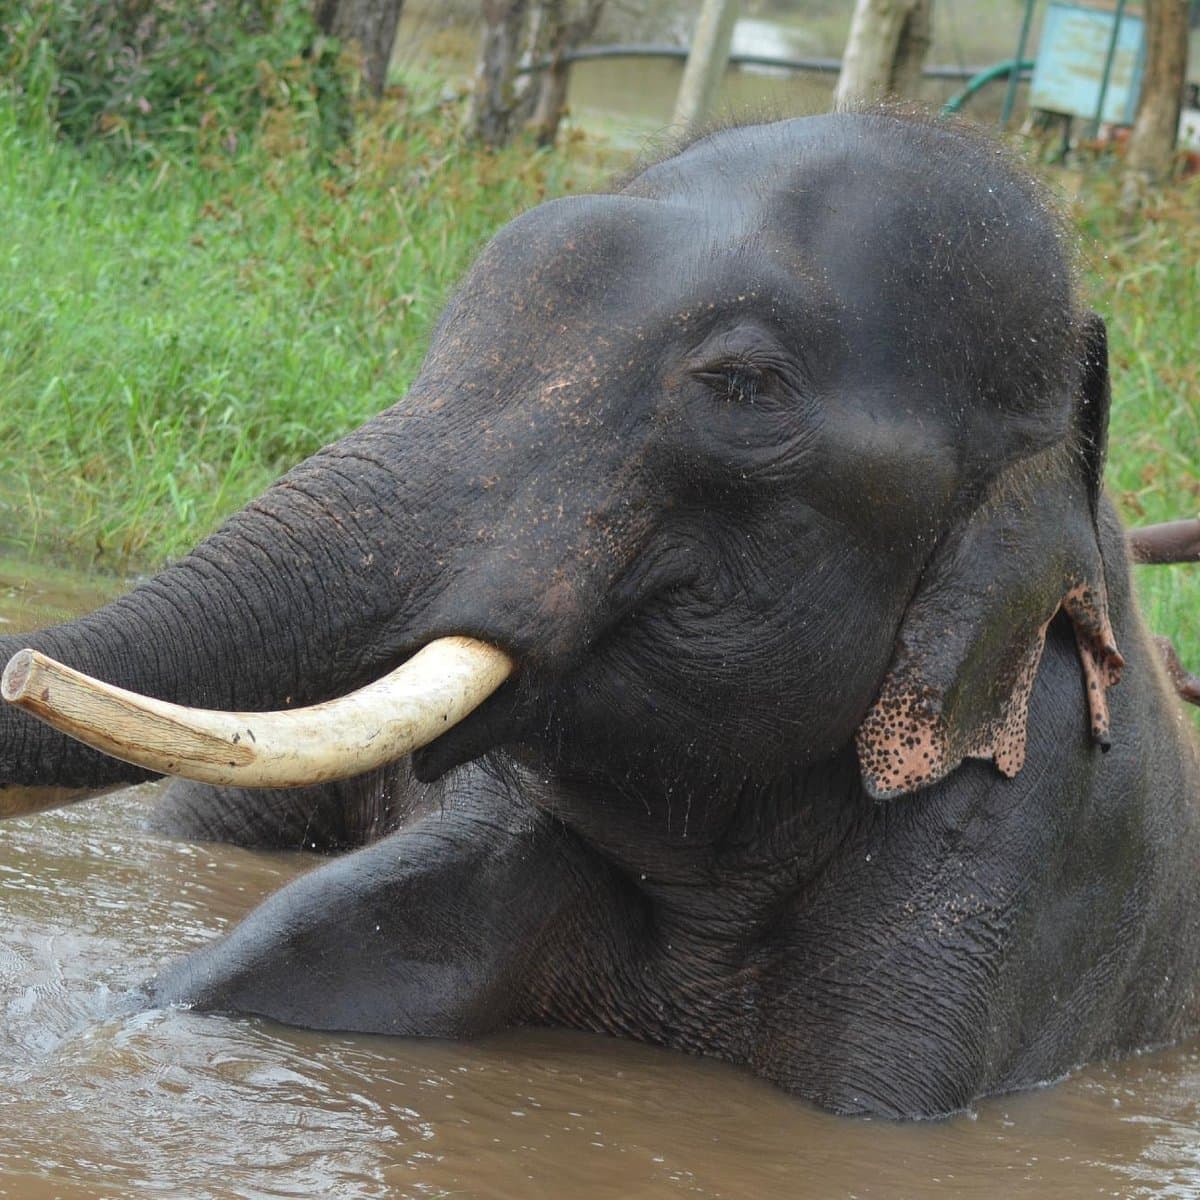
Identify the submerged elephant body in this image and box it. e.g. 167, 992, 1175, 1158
2, 114, 1199, 1118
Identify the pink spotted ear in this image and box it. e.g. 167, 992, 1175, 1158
857, 310, 1122, 800
856, 574, 1123, 800
1062, 582, 1125, 745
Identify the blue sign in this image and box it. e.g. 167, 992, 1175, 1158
1029, 3, 1146, 125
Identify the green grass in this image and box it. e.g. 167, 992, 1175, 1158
0, 89, 1194, 693
1073, 176, 1200, 680
0, 89, 606, 563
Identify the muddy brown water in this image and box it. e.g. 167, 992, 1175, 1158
3, 561, 1200, 1200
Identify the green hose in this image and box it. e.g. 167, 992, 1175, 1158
942, 59, 1036, 118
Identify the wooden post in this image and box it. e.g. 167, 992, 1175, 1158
1129, 518, 1200, 564
673, 0, 739, 134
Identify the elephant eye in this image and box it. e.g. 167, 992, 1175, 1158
695, 364, 766, 405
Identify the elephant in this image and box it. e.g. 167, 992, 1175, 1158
2, 111, 1199, 1120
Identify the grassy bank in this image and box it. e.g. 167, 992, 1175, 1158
0, 95, 1195, 679
1076, 180, 1200, 670
0, 92, 606, 563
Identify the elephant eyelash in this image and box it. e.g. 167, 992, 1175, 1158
695, 365, 767, 405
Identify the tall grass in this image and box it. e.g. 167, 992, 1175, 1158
0, 91, 601, 563
1075, 178, 1200, 676
0, 92, 1194, 687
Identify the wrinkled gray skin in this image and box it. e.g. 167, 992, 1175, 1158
3, 114, 1199, 1118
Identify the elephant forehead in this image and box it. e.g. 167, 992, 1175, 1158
424, 115, 1078, 443
441, 192, 829, 360
448, 193, 724, 331
633, 113, 1067, 262
638, 115, 1078, 409
462, 115, 1073, 309
790, 167, 1072, 364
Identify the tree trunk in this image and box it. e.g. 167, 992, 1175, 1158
529, 0, 606, 147
672, 0, 740, 134
469, 0, 532, 146
470, 0, 608, 149
890, 0, 932, 99
1123, 0, 1188, 185
314, 0, 404, 98
834, 0, 933, 108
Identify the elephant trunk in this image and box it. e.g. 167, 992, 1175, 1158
0, 413, 481, 810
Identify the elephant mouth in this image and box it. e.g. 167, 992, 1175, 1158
0, 638, 514, 791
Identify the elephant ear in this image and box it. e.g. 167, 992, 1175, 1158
856, 313, 1125, 800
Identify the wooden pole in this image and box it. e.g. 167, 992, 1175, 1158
1128, 518, 1200, 564
673, 0, 739, 134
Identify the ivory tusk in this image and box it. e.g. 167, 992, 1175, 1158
1, 637, 514, 789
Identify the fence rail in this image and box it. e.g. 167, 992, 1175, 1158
518, 44, 1030, 83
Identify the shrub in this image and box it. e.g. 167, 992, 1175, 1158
0, 0, 351, 162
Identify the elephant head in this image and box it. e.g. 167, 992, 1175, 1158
2, 114, 1198, 1118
